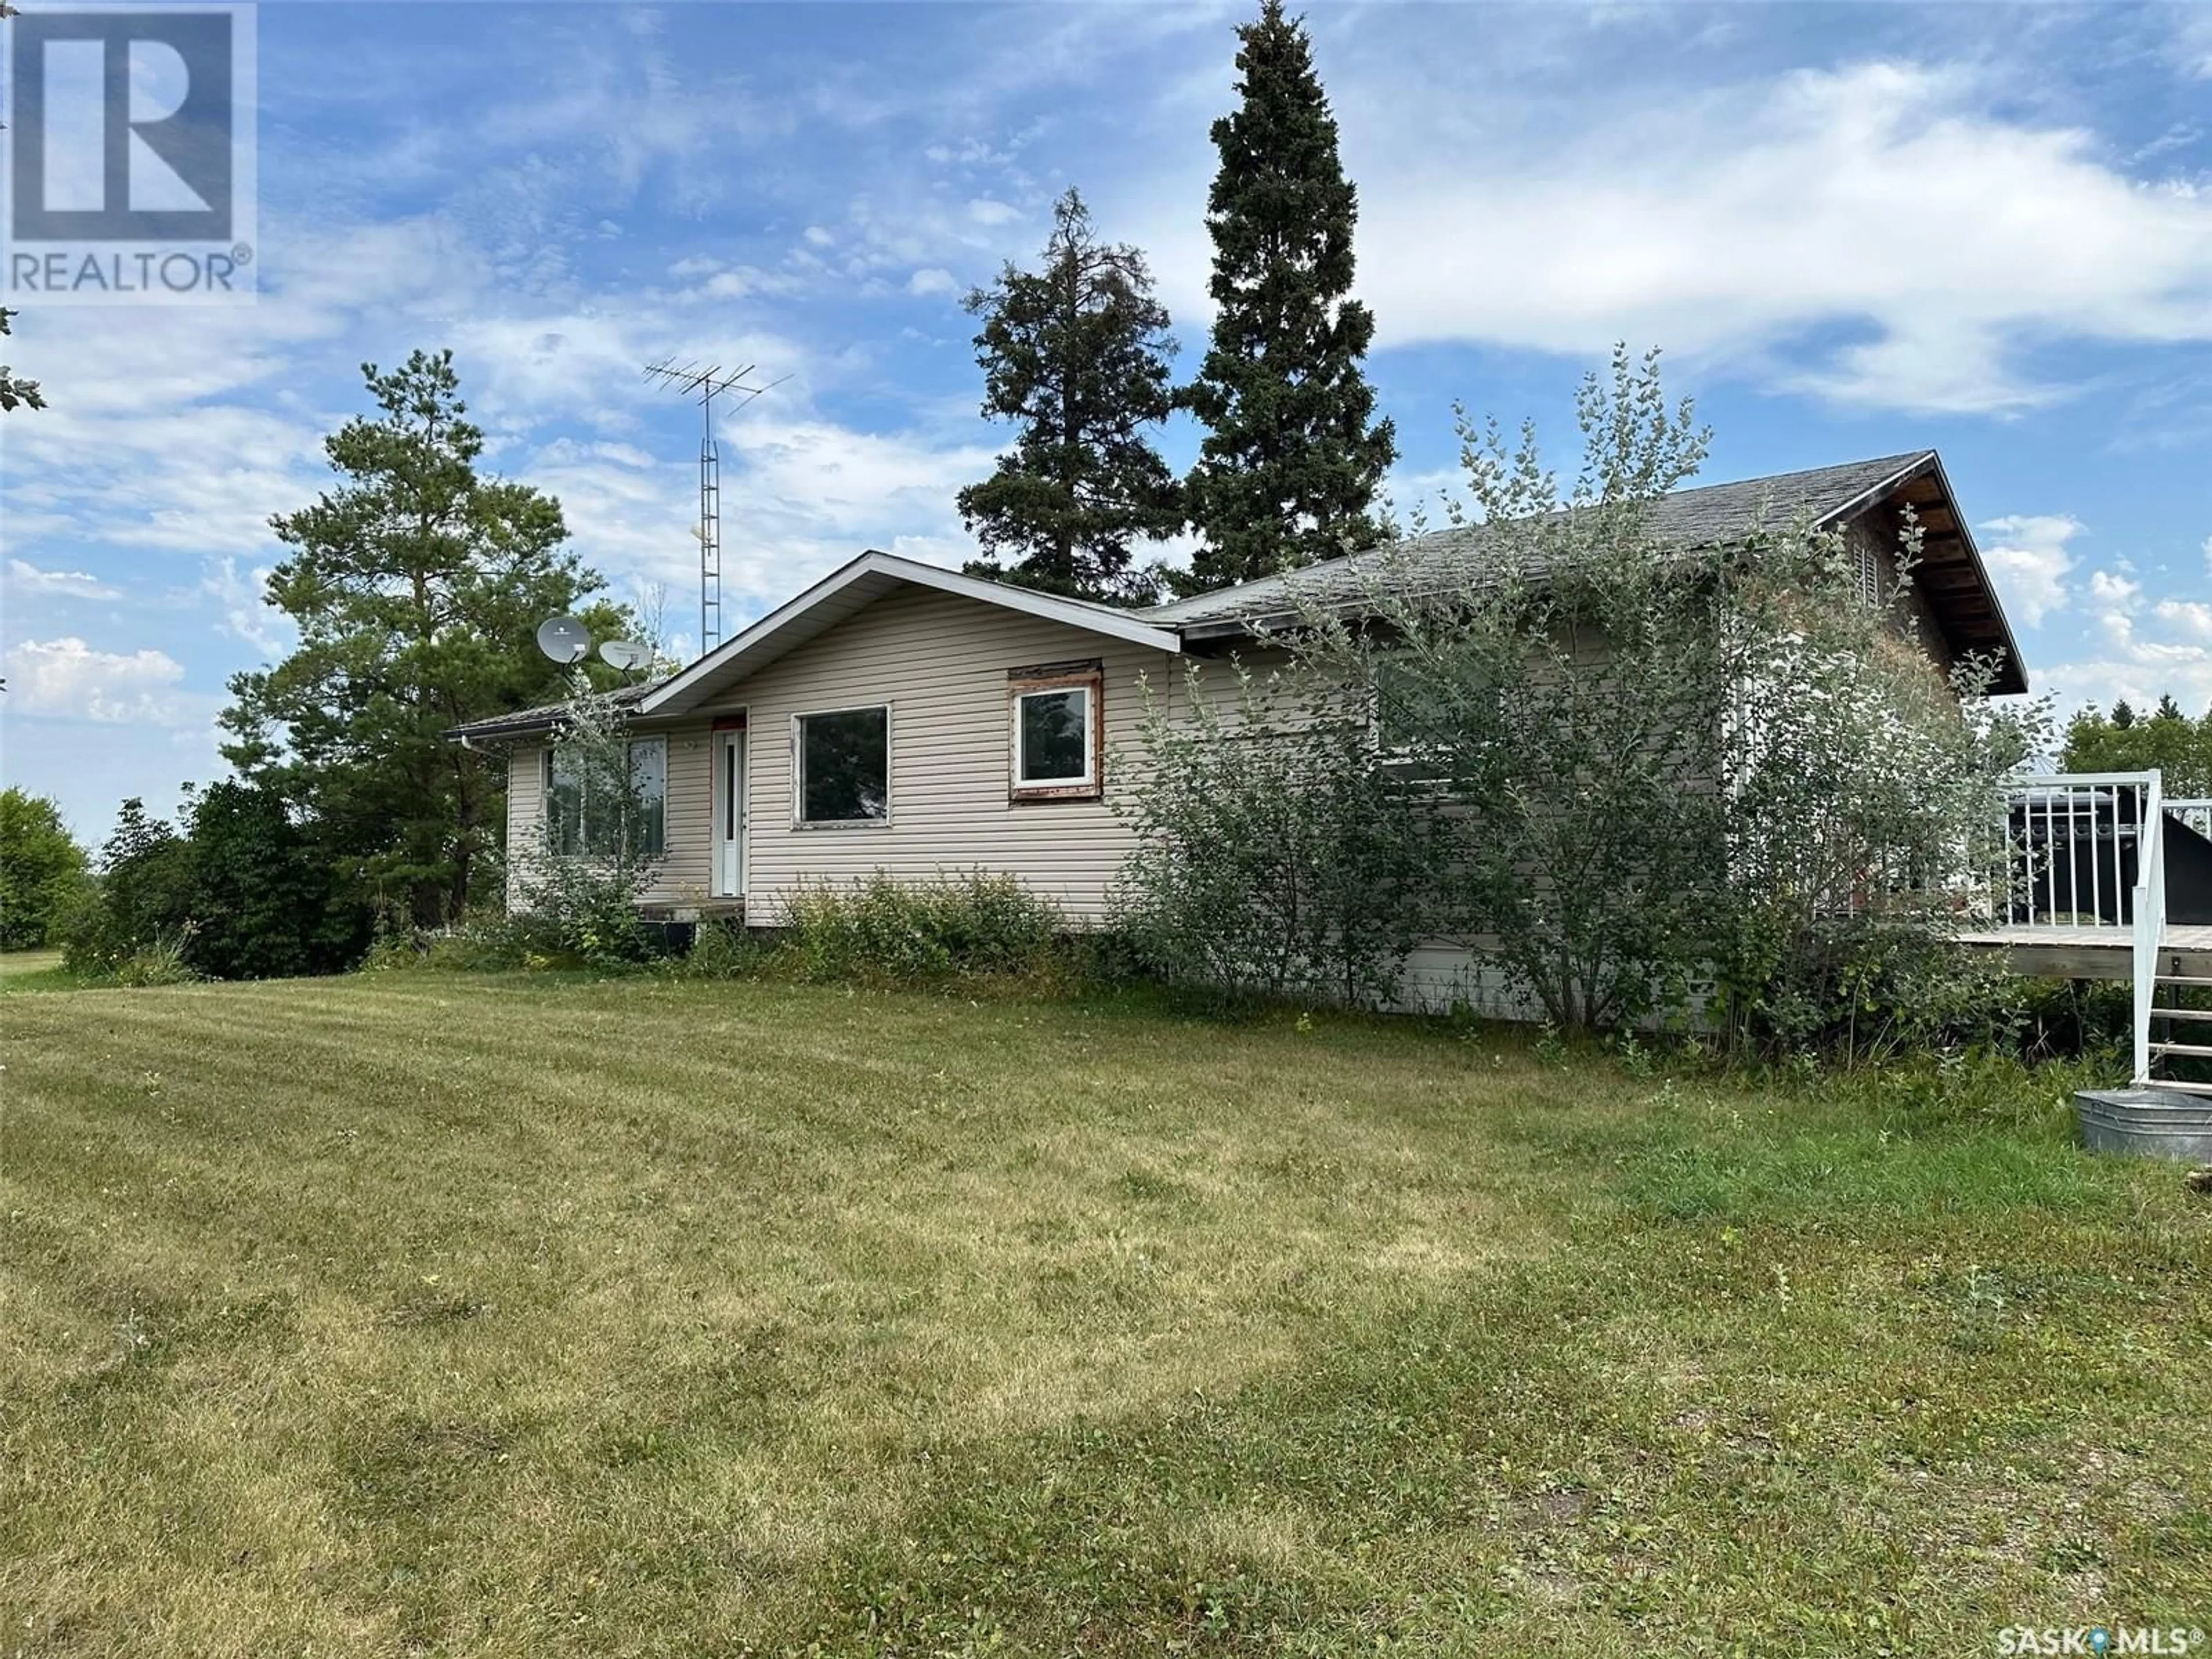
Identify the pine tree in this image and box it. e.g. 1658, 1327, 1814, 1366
957, 188, 1182, 606
221, 350, 630, 926
1177, 0, 1396, 591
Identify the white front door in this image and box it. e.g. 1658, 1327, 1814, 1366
714, 728, 746, 897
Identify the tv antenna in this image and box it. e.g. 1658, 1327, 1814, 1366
641, 358, 784, 655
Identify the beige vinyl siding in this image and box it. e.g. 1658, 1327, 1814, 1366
504, 744, 542, 913
700, 585, 1180, 923
644, 728, 714, 904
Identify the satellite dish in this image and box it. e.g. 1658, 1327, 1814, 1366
536, 615, 591, 665
599, 640, 653, 671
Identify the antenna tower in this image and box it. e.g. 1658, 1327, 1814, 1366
641, 358, 780, 653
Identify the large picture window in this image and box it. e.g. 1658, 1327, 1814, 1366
796, 705, 890, 825
543, 737, 667, 857
1008, 662, 1101, 801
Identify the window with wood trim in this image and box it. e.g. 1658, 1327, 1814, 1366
1008, 661, 1103, 801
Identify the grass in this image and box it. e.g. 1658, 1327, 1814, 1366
0, 949, 77, 993
2, 974, 2208, 1656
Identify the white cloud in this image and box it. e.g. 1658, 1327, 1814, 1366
2036, 645, 2212, 726
2089, 569, 2142, 608
1977, 513, 2081, 628
2168, 8, 2212, 79
2034, 574, 2212, 721
907, 267, 961, 298
199, 558, 290, 658
7, 559, 120, 601
1128, 59, 2212, 414
2203, 532, 2212, 570
967, 198, 1021, 228
1, 637, 207, 725
2155, 599, 2212, 641
2036, 560, 2212, 719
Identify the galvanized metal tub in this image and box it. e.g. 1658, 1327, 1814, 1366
2074, 1088, 2212, 1160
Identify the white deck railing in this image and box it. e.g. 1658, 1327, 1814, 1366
2000, 772, 2160, 932
2134, 778, 2168, 1085
1998, 771, 2168, 1084
2171, 797, 2212, 841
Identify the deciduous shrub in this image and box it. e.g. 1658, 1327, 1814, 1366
778, 870, 1068, 986
503, 675, 664, 968
0, 787, 90, 950
1111, 659, 1429, 1007
360, 925, 531, 974
179, 782, 374, 980
110, 927, 202, 987
1119, 347, 2047, 1059
673, 916, 770, 980
60, 788, 371, 981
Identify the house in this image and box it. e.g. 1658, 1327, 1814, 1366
449, 446, 2212, 1090
448, 450, 2025, 938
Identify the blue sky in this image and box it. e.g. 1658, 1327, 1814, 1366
4, 0, 2210, 840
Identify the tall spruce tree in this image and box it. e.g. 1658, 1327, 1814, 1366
957, 188, 1182, 605
1179, 0, 1395, 590
221, 350, 630, 926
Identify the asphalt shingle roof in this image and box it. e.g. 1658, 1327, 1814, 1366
447, 449, 2031, 741
445, 679, 665, 741
1139, 452, 1934, 629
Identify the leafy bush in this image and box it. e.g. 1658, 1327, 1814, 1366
109, 928, 202, 987
0, 787, 90, 950
2013, 978, 2133, 1066
1112, 658, 1429, 1007
1122, 347, 2047, 1060
179, 782, 374, 980
60, 788, 372, 982
505, 851, 658, 968
61, 799, 195, 976
778, 870, 1067, 986
673, 916, 770, 980
504, 675, 664, 968
360, 924, 530, 974
1732, 917, 2028, 1063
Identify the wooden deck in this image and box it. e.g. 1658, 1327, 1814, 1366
1956, 923, 2212, 980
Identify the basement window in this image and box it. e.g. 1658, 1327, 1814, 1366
795, 705, 891, 825
1009, 662, 1102, 801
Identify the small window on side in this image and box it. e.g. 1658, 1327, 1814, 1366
1009, 664, 1101, 801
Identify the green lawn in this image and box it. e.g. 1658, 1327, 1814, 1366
3, 974, 2207, 1655
0, 949, 73, 992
